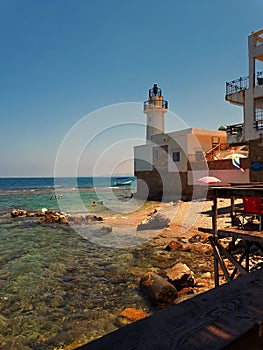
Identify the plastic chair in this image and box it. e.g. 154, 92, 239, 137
242, 197, 263, 230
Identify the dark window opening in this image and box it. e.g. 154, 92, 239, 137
173, 152, 180, 162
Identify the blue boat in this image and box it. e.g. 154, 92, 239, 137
114, 177, 133, 186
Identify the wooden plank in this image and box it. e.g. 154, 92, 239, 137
212, 186, 263, 199
76, 269, 263, 350
212, 194, 218, 237
230, 196, 235, 226
217, 228, 263, 244
198, 227, 263, 244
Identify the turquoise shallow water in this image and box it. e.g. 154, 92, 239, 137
0, 178, 159, 349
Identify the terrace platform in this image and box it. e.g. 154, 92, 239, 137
208, 185, 263, 287
76, 268, 263, 350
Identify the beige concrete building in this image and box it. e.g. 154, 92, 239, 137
134, 84, 249, 201
225, 29, 263, 182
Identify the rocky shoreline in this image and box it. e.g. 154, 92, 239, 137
10, 198, 263, 347
9, 200, 218, 321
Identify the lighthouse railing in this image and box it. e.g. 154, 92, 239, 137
143, 100, 168, 110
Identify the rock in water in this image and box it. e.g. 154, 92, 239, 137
11, 209, 27, 218
166, 263, 195, 290
115, 308, 148, 327
140, 272, 178, 308
120, 308, 147, 322
137, 212, 170, 231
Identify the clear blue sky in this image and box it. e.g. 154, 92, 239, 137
1, 0, 262, 177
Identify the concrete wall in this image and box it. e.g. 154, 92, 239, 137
134, 144, 153, 171
135, 169, 192, 201
134, 129, 231, 201
135, 158, 250, 201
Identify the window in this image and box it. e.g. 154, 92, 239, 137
173, 151, 180, 162
256, 120, 263, 130
254, 97, 263, 122
153, 148, 159, 160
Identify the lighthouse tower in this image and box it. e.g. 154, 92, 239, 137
143, 83, 168, 142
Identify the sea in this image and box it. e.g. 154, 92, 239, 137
0, 177, 160, 349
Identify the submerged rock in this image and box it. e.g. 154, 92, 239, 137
98, 226, 112, 234
117, 308, 148, 325
10, 207, 105, 227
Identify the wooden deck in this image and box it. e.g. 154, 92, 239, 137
209, 185, 263, 287
76, 268, 263, 350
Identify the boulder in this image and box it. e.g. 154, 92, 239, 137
137, 212, 170, 231
115, 308, 148, 327
40, 210, 68, 224
11, 209, 19, 218
85, 215, 103, 223
11, 209, 27, 218
99, 226, 112, 234
119, 308, 147, 322
166, 263, 195, 290
189, 234, 209, 244
164, 240, 183, 251
140, 272, 178, 308
59, 216, 68, 225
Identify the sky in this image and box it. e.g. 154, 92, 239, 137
1, 0, 263, 177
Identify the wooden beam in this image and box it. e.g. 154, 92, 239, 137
212, 187, 263, 199
230, 246, 250, 280
218, 228, 263, 244
209, 237, 231, 283
217, 242, 248, 275
212, 194, 218, 237
256, 35, 263, 44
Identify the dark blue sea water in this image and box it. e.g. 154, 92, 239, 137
0, 177, 162, 350
0, 176, 135, 191
0, 177, 137, 213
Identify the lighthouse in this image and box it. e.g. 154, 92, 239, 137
143, 83, 168, 142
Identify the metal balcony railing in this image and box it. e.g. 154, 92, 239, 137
226, 76, 249, 95
226, 123, 244, 135
143, 99, 168, 110
226, 71, 263, 95
254, 120, 263, 130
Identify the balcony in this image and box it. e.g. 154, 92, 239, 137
226, 123, 244, 145
226, 76, 249, 95
143, 99, 168, 111
226, 71, 263, 96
